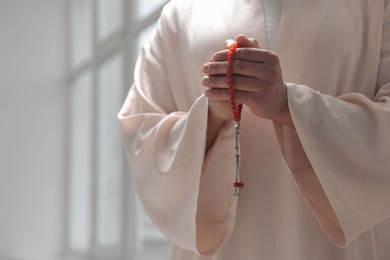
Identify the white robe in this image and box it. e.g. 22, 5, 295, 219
263, 0, 282, 51
119, 0, 390, 259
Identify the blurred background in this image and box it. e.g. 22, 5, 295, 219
0, 0, 171, 259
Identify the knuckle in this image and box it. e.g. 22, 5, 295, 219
210, 63, 223, 74
249, 38, 259, 45
212, 88, 224, 98
233, 75, 240, 85
258, 76, 274, 89
264, 80, 275, 88
208, 76, 217, 86
267, 67, 278, 81
233, 60, 245, 72
210, 63, 218, 72
240, 48, 251, 57
267, 51, 280, 64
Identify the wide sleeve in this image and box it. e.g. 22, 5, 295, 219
118, 2, 237, 256
274, 0, 390, 248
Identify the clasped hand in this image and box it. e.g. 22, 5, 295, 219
202, 34, 289, 125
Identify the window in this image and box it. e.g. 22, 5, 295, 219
66, 0, 171, 259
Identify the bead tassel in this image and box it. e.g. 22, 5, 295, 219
227, 42, 244, 196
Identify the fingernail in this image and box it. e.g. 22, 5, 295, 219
201, 76, 209, 85
224, 39, 236, 49
205, 89, 211, 97
203, 64, 210, 73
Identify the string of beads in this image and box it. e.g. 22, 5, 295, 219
227, 42, 244, 196
227, 43, 243, 122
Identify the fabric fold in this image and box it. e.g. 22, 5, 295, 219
119, 93, 208, 252
273, 1, 390, 247
120, 92, 239, 255
274, 81, 390, 247
118, 2, 238, 253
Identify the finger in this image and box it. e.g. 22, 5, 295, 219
208, 39, 234, 63
224, 39, 236, 49
203, 61, 229, 74
202, 75, 263, 92
212, 48, 279, 64
204, 60, 277, 79
205, 88, 249, 104
236, 34, 260, 48
249, 38, 260, 47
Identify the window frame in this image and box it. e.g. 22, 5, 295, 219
65, 0, 171, 259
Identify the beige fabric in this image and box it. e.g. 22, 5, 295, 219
119, 0, 390, 259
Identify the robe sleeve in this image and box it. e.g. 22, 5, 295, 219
274, 0, 390, 248
118, 2, 237, 256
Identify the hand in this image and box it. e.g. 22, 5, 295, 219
202, 34, 290, 124
202, 38, 248, 122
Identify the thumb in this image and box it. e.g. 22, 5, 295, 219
236, 34, 260, 48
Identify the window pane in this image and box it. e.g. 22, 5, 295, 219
136, 0, 167, 20
70, 0, 93, 68
98, 0, 123, 41
133, 197, 171, 259
96, 54, 124, 246
69, 72, 93, 250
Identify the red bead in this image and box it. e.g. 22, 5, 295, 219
234, 182, 244, 188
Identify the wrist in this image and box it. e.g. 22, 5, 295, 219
272, 83, 295, 129
206, 103, 231, 152
207, 99, 233, 122
272, 103, 295, 129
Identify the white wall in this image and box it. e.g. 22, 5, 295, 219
0, 0, 66, 258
